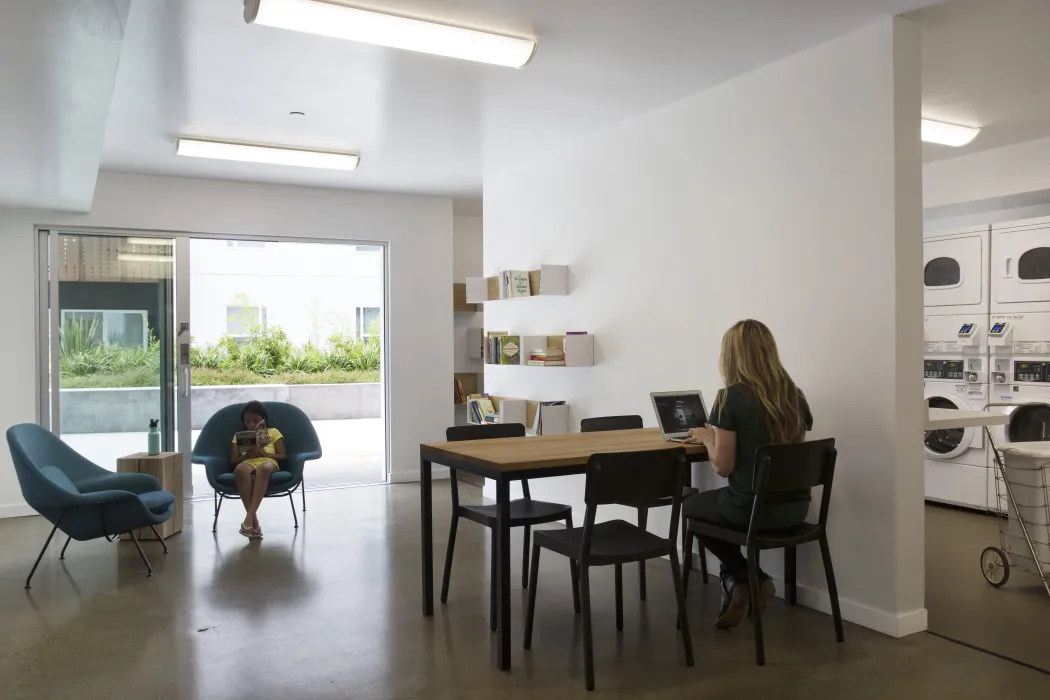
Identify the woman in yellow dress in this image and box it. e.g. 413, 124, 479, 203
229, 401, 286, 538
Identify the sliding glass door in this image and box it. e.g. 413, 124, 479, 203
38, 231, 192, 489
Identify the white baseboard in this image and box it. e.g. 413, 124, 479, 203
777, 576, 927, 638
690, 551, 927, 638
389, 468, 450, 484
0, 503, 37, 520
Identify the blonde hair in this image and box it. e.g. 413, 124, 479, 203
717, 319, 806, 444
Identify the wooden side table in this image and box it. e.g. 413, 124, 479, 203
117, 452, 184, 540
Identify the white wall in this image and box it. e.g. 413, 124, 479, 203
483, 19, 924, 637
453, 215, 484, 377
0, 172, 453, 515
923, 135, 1050, 209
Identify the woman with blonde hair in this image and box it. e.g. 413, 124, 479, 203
684, 319, 813, 629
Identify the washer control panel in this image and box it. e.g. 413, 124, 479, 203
925, 360, 965, 379
1015, 361, 1048, 382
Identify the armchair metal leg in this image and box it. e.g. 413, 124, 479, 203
301, 478, 307, 512
289, 493, 299, 528
128, 530, 154, 577
60, 535, 72, 560
212, 494, 224, 533
150, 526, 169, 554
26, 518, 64, 589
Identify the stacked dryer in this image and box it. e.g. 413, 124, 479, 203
987, 216, 1050, 513
923, 225, 992, 510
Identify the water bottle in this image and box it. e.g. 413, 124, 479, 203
148, 419, 161, 456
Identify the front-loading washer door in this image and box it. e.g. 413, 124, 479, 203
925, 394, 977, 460
1007, 401, 1050, 443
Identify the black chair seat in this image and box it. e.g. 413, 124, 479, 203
687, 520, 821, 549
461, 499, 573, 527
535, 519, 669, 565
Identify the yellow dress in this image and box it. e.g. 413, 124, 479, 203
233, 427, 283, 469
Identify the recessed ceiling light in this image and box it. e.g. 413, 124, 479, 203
921, 119, 980, 147
177, 138, 360, 171
243, 0, 537, 69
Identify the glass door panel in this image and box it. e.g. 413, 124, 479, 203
41, 232, 177, 471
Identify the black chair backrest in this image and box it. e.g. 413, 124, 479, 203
446, 423, 526, 442
580, 415, 643, 433
581, 447, 688, 556
445, 423, 530, 499
750, 438, 837, 531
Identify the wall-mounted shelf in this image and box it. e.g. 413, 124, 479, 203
453, 283, 479, 313
484, 333, 593, 367
466, 265, 568, 303
454, 372, 481, 404
466, 396, 569, 436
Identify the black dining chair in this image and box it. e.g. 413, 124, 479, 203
683, 438, 843, 665
440, 423, 578, 630
523, 447, 693, 691
580, 415, 703, 599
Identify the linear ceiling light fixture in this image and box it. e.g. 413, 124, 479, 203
921, 119, 981, 147
243, 0, 537, 68
118, 254, 174, 263
176, 138, 360, 171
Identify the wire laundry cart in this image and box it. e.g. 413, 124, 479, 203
980, 410, 1050, 597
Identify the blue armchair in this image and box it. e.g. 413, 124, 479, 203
191, 402, 322, 532
6, 423, 175, 588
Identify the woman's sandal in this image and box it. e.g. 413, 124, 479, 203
251, 527, 263, 539
239, 524, 253, 538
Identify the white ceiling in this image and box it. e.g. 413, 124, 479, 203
98, 0, 943, 200
910, 0, 1050, 162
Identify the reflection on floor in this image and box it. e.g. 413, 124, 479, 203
62, 418, 386, 495
926, 503, 1050, 672
2, 487, 1049, 699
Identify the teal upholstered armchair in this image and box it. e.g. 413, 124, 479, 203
6, 423, 174, 588
191, 402, 322, 532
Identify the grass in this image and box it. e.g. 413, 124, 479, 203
62, 368, 380, 389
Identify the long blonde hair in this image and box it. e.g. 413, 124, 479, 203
717, 319, 806, 444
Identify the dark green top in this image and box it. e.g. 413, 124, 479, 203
710, 383, 814, 530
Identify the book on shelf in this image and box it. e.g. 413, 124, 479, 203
454, 377, 466, 404
525, 360, 545, 367
545, 345, 565, 366
466, 395, 499, 424
486, 331, 508, 365
499, 335, 521, 365
501, 270, 531, 299
565, 331, 588, 335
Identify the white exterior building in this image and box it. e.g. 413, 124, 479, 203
189, 239, 383, 346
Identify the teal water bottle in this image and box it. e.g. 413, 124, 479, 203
148, 419, 160, 456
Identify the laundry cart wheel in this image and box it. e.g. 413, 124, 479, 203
980, 547, 1010, 587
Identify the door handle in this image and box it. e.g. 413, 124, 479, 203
182, 366, 189, 397
1004, 257, 1013, 278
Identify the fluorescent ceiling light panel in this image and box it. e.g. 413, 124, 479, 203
177, 138, 360, 171
126, 238, 173, 247
244, 0, 537, 68
921, 119, 980, 147
118, 254, 174, 263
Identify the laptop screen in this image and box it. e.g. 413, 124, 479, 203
653, 393, 707, 434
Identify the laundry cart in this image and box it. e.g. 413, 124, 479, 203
981, 440, 1050, 597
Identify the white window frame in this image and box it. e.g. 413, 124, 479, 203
226, 305, 267, 338
356, 306, 380, 340
226, 240, 267, 250
60, 309, 149, 349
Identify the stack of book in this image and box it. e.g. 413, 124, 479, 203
467, 395, 499, 424
526, 345, 564, 367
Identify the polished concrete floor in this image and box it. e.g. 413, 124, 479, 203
2, 487, 1050, 699
926, 503, 1050, 672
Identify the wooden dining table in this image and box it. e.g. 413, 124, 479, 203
419, 428, 708, 670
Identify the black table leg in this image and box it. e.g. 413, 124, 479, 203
421, 457, 433, 616
496, 477, 512, 670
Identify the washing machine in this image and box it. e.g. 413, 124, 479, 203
924, 225, 991, 316
986, 217, 1050, 511
924, 314, 990, 510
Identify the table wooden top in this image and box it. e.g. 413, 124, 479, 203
420, 428, 707, 473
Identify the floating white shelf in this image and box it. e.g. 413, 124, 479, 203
466, 396, 569, 436
466, 265, 568, 303
484, 333, 594, 367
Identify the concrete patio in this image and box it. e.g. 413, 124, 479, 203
62, 418, 386, 497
